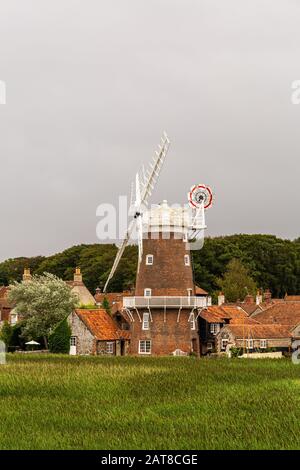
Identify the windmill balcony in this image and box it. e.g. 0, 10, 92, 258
123, 296, 211, 309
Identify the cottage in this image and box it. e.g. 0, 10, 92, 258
66, 268, 96, 306
68, 308, 130, 356
217, 324, 292, 354
199, 305, 258, 355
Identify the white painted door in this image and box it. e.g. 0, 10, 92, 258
70, 337, 77, 355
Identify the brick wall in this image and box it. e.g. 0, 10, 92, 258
135, 232, 195, 296
129, 308, 199, 356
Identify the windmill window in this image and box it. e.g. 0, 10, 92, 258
146, 254, 154, 265
142, 312, 150, 330
139, 340, 151, 354
190, 312, 196, 330
144, 288, 152, 297
184, 255, 190, 266
221, 339, 228, 350
207, 342, 213, 350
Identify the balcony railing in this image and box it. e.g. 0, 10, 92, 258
123, 296, 211, 309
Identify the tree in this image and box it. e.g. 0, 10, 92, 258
8, 273, 78, 349
218, 258, 257, 302
0, 321, 13, 351
102, 297, 111, 315
48, 317, 71, 354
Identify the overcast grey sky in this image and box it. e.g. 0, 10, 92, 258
0, 0, 299, 261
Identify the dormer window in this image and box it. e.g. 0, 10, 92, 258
146, 254, 154, 265
144, 288, 152, 297
184, 254, 190, 266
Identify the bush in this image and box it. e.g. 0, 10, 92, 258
230, 347, 243, 358
48, 318, 71, 354
0, 321, 13, 350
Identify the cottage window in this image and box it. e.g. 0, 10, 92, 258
106, 342, 114, 354
146, 254, 154, 265
184, 254, 190, 266
260, 339, 267, 349
142, 312, 150, 330
207, 342, 213, 351
221, 339, 228, 351
144, 288, 152, 297
246, 339, 254, 350
70, 337, 77, 347
139, 340, 151, 355
210, 323, 220, 335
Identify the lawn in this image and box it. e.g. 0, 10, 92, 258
0, 354, 300, 450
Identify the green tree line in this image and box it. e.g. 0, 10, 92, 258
0, 235, 299, 297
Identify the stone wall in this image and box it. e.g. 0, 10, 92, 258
68, 312, 96, 355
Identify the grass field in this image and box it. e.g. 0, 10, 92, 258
0, 354, 300, 450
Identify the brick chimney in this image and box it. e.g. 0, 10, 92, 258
244, 294, 254, 304
218, 292, 225, 306
256, 290, 263, 305
74, 267, 83, 283
23, 267, 32, 282
264, 289, 272, 304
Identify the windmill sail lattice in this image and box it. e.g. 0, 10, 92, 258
103, 132, 170, 293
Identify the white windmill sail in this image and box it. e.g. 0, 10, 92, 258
103, 132, 170, 293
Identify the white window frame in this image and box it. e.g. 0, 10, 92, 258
190, 312, 196, 330
142, 312, 150, 330
184, 254, 190, 266
106, 341, 114, 354
221, 339, 228, 351
210, 323, 220, 335
207, 342, 213, 351
246, 339, 254, 350
146, 254, 154, 265
70, 336, 77, 347
144, 288, 152, 297
139, 340, 151, 355
260, 339, 267, 349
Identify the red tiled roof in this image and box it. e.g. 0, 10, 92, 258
284, 295, 300, 302
253, 302, 300, 327
225, 324, 292, 339
94, 291, 132, 306
200, 305, 258, 325
195, 285, 208, 296
75, 309, 131, 341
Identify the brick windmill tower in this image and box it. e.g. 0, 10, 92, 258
104, 134, 213, 356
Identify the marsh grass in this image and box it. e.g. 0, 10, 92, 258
0, 354, 300, 449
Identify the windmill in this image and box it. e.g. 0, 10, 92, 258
103, 132, 170, 293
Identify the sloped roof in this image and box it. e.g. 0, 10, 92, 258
94, 291, 132, 306
200, 305, 258, 325
253, 302, 300, 327
224, 324, 292, 339
195, 285, 208, 296
75, 309, 131, 341
284, 295, 300, 302
66, 281, 96, 306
